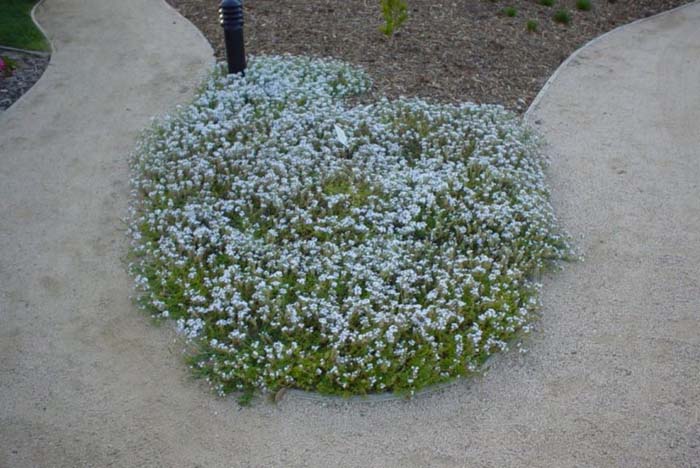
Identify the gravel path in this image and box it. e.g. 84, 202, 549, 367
0, 49, 49, 112
1, 1, 699, 467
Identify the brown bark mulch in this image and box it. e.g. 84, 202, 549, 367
167, 0, 692, 111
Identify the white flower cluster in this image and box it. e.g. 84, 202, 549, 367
129, 55, 570, 396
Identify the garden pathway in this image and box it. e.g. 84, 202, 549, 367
1, 1, 699, 467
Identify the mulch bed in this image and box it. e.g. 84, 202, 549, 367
167, 0, 691, 111
0, 48, 49, 112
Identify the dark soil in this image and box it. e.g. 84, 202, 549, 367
0, 49, 49, 112
167, 0, 692, 111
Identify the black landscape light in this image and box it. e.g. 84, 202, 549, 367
219, 0, 246, 75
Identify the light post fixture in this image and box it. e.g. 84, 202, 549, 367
219, 0, 246, 75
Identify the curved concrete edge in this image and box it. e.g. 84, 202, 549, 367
0, 45, 49, 57
524, 0, 700, 121
30, 0, 52, 53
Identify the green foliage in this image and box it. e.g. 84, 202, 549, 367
526, 20, 539, 32
1, 56, 18, 77
539, 0, 555, 6
553, 9, 572, 24
0, 0, 49, 51
131, 56, 573, 399
503, 6, 517, 17
379, 0, 408, 37
576, 0, 592, 11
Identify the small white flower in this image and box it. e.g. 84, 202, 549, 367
334, 124, 349, 147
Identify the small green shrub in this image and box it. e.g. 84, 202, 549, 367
553, 9, 572, 24
539, 0, 555, 6
576, 0, 592, 11
526, 19, 539, 32
0, 56, 17, 77
379, 0, 408, 37
503, 6, 517, 17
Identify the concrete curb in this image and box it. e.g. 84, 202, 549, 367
29, 0, 52, 54
0, 45, 49, 57
524, 0, 700, 121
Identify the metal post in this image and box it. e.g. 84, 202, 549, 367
219, 0, 246, 75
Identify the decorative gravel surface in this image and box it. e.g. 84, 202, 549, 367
167, 0, 693, 111
129, 56, 571, 399
0, 49, 48, 111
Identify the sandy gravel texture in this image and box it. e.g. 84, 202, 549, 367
1, 1, 699, 467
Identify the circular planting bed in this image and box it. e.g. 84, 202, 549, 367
129, 56, 570, 400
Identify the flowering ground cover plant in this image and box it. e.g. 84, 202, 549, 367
129, 55, 570, 401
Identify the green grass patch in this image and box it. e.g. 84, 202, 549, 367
0, 0, 50, 51
553, 9, 572, 25
576, 0, 592, 11
502, 6, 518, 17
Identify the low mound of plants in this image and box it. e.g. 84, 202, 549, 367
129, 55, 570, 400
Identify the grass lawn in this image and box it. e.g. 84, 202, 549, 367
0, 0, 50, 52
